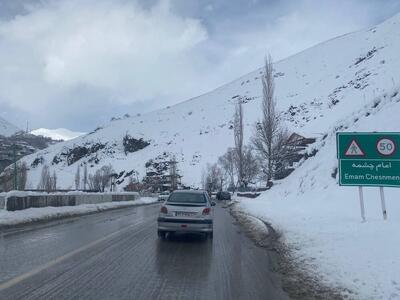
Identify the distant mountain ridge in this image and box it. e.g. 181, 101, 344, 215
31, 128, 85, 141
17, 12, 400, 189
0, 116, 21, 137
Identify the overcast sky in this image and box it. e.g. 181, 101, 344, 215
1, 0, 400, 132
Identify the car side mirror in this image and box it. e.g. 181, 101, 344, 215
211, 202, 216, 206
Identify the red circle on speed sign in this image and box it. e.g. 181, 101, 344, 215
376, 138, 396, 156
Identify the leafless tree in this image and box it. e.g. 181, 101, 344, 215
99, 164, 114, 192
0, 170, 13, 192
204, 163, 224, 192
88, 172, 101, 192
75, 165, 81, 190
37, 165, 56, 192
17, 162, 28, 190
234, 100, 244, 187
88, 165, 114, 192
83, 164, 88, 191
252, 54, 289, 181
271, 129, 292, 176
37, 165, 50, 191
201, 168, 208, 190
218, 148, 236, 189
51, 171, 57, 191
241, 146, 260, 187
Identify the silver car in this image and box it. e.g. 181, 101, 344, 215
157, 190, 215, 239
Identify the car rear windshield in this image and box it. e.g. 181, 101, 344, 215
167, 193, 206, 204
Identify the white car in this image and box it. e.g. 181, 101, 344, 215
158, 191, 170, 202
157, 190, 215, 239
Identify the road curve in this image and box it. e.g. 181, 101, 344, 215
0, 203, 290, 300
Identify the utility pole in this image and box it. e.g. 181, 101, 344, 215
13, 144, 18, 190
169, 156, 177, 191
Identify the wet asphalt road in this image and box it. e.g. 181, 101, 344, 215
0, 203, 289, 300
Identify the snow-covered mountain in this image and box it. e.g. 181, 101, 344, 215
19, 13, 400, 190
0, 116, 21, 137
31, 128, 85, 141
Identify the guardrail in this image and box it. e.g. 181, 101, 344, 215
1, 191, 140, 211
236, 192, 261, 199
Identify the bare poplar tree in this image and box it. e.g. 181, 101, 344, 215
75, 165, 81, 190
88, 173, 100, 191
201, 168, 207, 190
83, 164, 88, 191
241, 146, 260, 187
36, 165, 57, 192
99, 164, 114, 192
17, 162, 28, 190
204, 163, 224, 192
234, 100, 244, 187
51, 171, 57, 191
37, 165, 51, 191
218, 148, 236, 189
0, 172, 12, 192
252, 54, 287, 181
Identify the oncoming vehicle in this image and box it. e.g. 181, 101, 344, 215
157, 190, 216, 239
158, 191, 170, 202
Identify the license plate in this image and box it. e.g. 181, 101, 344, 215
175, 211, 196, 217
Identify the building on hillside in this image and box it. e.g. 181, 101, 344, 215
274, 133, 316, 180
142, 156, 182, 192
0, 138, 36, 172
286, 133, 316, 150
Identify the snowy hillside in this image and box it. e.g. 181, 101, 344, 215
0, 116, 20, 137
31, 128, 85, 141
19, 13, 400, 190
239, 86, 400, 299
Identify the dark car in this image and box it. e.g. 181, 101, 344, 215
216, 191, 231, 200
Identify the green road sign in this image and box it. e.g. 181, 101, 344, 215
337, 132, 400, 187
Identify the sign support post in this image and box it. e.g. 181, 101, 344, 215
379, 187, 387, 220
358, 186, 366, 222
337, 132, 400, 221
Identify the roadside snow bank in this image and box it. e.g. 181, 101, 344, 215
0, 197, 157, 228
237, 87, 400, 300
238, 185, 400, 300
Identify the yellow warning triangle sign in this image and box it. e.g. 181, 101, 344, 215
345, 140, 365, 156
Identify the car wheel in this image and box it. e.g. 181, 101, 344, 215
158, 230, 166, 239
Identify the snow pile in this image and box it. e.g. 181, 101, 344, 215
18, 13, 400, 190
30, 128, 85, 141
2, 190, 139, 197
0, 116, 20, 137
0, 197, 157, 228
238, 87, 400, 299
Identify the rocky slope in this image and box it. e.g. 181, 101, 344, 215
17, 13, 400, 189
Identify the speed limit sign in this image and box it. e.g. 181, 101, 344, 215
376, 138, 396, 156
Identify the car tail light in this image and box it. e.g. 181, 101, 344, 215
160, 206, 168, 214
202, 208, 210, 215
